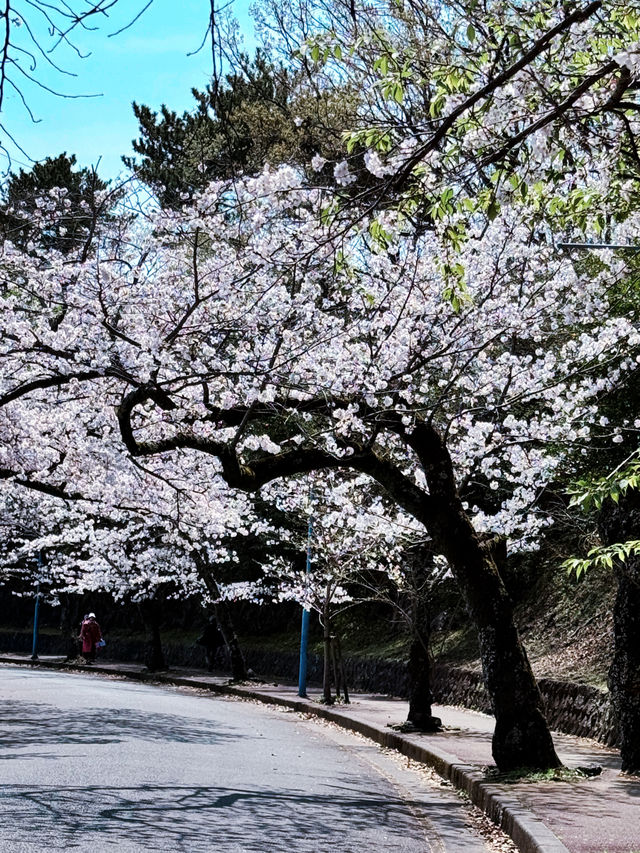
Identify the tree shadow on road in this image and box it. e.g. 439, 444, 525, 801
0, 780, 464, 852
0, 700, 238, 747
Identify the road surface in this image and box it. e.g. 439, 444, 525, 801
0, 665, 489, 852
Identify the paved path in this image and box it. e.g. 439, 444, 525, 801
3, 655, 640, 853
0, 665, 489, 853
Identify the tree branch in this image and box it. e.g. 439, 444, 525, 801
116, 386, 434, 523
387, 0, 604, 192
0, 468, 86, 501
0, 369, 105, 408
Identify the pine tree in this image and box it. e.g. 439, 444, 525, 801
124, 51, 355, 207
0, 153, 118, 258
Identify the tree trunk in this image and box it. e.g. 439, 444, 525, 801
415, 424, 560, 771
599, 492, 640, 774
138, 599, 166, 672
406, 601, 440, 731
194, 554, 249, 681
321, 591, 334, 704
434, 511, 559, 769
212, 598, 249, 682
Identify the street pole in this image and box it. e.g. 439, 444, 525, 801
31, 553, 42, 661
298, 496, 314, 698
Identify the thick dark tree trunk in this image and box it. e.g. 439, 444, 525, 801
404, 557, 440, 731
414, 424, 560, 771
138, 599, 166, 672
435, 514, 559, 769
406, 608, 440, 731
598, 493, 640, 774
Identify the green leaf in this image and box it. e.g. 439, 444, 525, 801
487, 199, 501, 221
429, 93, 446, 118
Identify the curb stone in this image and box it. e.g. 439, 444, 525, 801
0, 657, 571, 853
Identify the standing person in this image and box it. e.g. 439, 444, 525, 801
196, 616, 224, 672
79, 613, 102, 664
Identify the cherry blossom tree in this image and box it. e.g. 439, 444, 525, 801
0, 413, 274, 678
2, 0, 640, 771
2, 158, 639, 766
266, 476, 449, 726
223, 472, 424, 705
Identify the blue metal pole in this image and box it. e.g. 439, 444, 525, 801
30, 586, 40, 661
298, 505, 313, 697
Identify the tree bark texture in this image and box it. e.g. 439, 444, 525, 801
406, 631, 439, 730
406, 594, 440, 731
598, 492, 640, 774
433, 506, 559, 768
414, 425, 560, 770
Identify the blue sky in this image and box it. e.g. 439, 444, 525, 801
1, 0, 256, 180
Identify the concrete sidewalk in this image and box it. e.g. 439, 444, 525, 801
2, 654, 638, 853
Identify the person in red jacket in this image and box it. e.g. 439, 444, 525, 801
79, 613, 102, 664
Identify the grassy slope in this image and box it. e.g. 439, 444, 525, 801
515, 564, 614, 689
427, 562, 615, 690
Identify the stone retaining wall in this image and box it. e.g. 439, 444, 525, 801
431, 663, 493, 713
428, 664, 618, 748
538, 677, 618, 747
241, 647, 618, 746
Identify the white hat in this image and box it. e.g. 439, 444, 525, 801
87, 612, 96, 618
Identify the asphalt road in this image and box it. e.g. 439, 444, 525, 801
0, 666, 489, 852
